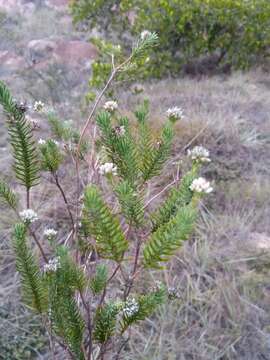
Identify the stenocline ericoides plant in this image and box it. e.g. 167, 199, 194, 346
0, 33, 213, 359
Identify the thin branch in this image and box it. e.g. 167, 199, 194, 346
124, 234, 141, 300
114, 337, 130, 360
98, 264, 121, 308
143, 179, 178, 210
77, 53, 133, 152
53, 172, 75, 230
29, 228, 48, 263
77, 69, 117, 152
26, 187, 30, 209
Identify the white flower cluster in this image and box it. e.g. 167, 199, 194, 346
140, 30, 152, 40
51, 139, 59, 146
99, 162, 117, 176
187, 146, 211, 163
123, 298, 139, 318
114, 125, 126, 136
33, 100, 45, 112
151, 280, 163, 292
190, 177, 213, 194
38, 138, 46, 145
38, 138, 59, 146
19, 209, 38, 224
103, 100, 118, 112
166, 106, 184, 121
44, 228, 57, 238
43, 257, 61, 273
168, 287, 181, 300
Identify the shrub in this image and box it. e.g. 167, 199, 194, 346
71, 0, 270, 85
0, 35, 214, 359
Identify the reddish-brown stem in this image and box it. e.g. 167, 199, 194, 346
26, 187, 30, 208
98, 264, 121, 308
53, 172, 75, 230
143, 179, 178, 210
77, 69, 117, 152
30, 228, 48, 263
124, 236, 142, 300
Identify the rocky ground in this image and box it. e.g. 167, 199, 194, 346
0, 0, 96, 115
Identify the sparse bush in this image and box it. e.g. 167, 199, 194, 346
0, 35, 214, 359
71, 0, 270, 87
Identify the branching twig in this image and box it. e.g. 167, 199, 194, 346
53, 172, 75, 231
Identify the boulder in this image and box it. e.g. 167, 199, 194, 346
54, 40, 97, 67
27, 39, 57, 61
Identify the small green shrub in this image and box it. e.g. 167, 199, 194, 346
0, 35, 214, 359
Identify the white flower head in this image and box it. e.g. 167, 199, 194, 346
166, 106, 184, 122
20, 209, 38, 224
114, 125, 126, 136
187, 146, 211, 163
51, 139, 59, 146
33, 100, 45, 113
103, 100, 118, 113
44, 228, 57, 238
123, 298, 139, 318
99, 162, 117, 176
38, 138, 46, 145
168, 287, 181, 300
140, 30, 152, 40
43, 257, 61, 273
63, 119, 73, 128
190, 177, 213, 194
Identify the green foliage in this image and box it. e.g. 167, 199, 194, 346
82, 185, 129, 261
143, 204, 198, 269
140, 122, 174, 182
96, 111, 140, 184
56, 246, 87, 292
47, 112, 66, 139
120, 285, 166, 333
130, 31, 158, 63
90, 264, 108, 295
0, 81, 39, 189
151, 168, 198, 231
46, 247, 85, 358
39, 139, 63, 173
47, 113, 89, 156
49, 288, 84, 359
12, 223, 47, 313
0, 180, 17, 210
135, 100, 156, 176
115, 180, 144, 227
72, 0, 270, 83
93, 302, 119, 343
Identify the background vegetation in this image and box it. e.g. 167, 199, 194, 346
71, 0, 270, 87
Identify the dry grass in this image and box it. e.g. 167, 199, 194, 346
117, 70, 270, 360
